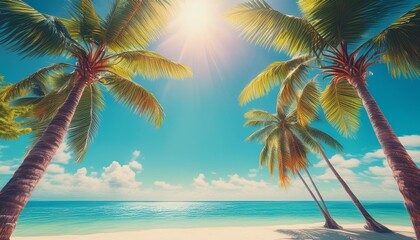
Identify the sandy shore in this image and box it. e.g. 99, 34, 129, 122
13, 223, 415, 240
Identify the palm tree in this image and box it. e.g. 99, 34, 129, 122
245, 108, 341, 229
0, 0, 192, 238
228, 0, 420, 235
0, 76, 31, 140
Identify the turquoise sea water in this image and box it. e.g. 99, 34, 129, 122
13, 201, 411, 236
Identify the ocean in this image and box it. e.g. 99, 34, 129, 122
13, 201, 411, 236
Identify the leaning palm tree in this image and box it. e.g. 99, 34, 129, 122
0, 0, 192, 238
245, 108, 341, 229
228, 0, 420, 235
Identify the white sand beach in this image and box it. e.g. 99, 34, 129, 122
13, 223, 415, 240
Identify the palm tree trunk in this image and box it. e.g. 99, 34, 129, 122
319, 148, 391, 233
0, 79, 87, 240
354, 80, 420, 238
297, 171, 341, 229
304, 168, 331, 216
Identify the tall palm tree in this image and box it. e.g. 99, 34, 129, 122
0, 0, 192, 239
228, 0, 420, 236
0, 76, 31, 140
245, 108, 341, 229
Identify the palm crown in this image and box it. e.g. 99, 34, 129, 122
245, 106, 342, 187
0, 0, 192, 161
228, 0, 420, 136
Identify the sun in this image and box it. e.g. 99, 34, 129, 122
157, 0, 238, 81
178, 0, 214, 34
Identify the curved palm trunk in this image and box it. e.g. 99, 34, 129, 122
319, 148, 391, 233
355, 81, 420, 238
0, 79, 87, 240
304, 168, 331, 216
297, 171, 341, 229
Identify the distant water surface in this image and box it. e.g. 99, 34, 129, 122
13, 201, 411, 236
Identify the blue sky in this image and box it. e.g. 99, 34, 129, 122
0, 0, 420, 201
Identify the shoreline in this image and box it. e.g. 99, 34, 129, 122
13, 223, 415, 240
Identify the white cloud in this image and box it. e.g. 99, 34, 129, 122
128, 160, 143, 171
317, 167, 358, 183
211, 178, 239, 190
363, 149, 385, 161
229, 174, 266, 188
399, 135, 420, 147
0, 165, 12, 175
363, 149, 420, 164
102, 161, 141, 189
195, 173, 267, 190
52, 142, 72, 164
132, 150, 141, 160
248, 169, 258, 178
0, 145, 8, 159
154, 181, 182, 190
47, 164, 65, 174
315, 154, 360, 168
193, 173, 209, 188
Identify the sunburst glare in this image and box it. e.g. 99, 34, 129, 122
158, 0, 238, 81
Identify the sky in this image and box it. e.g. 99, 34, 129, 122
0, 0, 420, 201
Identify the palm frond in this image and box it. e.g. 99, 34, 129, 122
244, 109, 279, 122
64, 0, 104, 44
259, 143, 269, 167
68, 84, 104, 162
107, 50, 192, 80
277, 131, 291, 188
246, 124, 278, 143
268, 143, 277, 177
102, 75, 164, 127
0, 79, 31, 140
298, 0, 404, 44
244, 119, 273, 127
104, 0, 175, 51
0, 0, 80, 56
368, 4, 420, 78
289, 125, 322, 153
239, 56, 309, 105
286, 130, 308, 172
0, 63, 71, 101
296, 80, 320, 126
278, 63, 309, 105
307, 126, 343, 153
12, 96, 44, 106
321, 78, 362, 137
227, 0, 323, 56
28, 76, 75, 141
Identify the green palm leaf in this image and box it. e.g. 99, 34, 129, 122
227, 0, 323, 56
368, 4, 420, 78
0, 78, 32, 140
102, 75, 164, 127
239, 56, 309, 105
246, 124, 278, 143
298, 0, 403, 45
108, 50, 193, 80
68, 84, 104, 162
244, 109, 279, 122
104, 0, 174, 51
321, 78, 362, 137
306, 126, 343, 152
296, 80, 320, 126
259, 143, 269, 167
0, 0, 80, 56
0, 63, 71, 101
63, 0, 104, 44
278, 63, 309, 105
